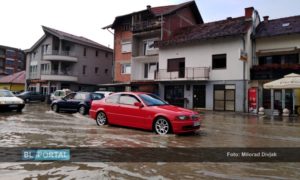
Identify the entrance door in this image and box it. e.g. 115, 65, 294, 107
165, 85, 184, 107
193, 85, 206, 108
179, 62, 185, 78
213, 85, 235, 111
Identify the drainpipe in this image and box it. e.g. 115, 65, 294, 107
242, 36, 246, 113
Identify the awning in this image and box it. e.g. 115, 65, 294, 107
263, 73, 300, 89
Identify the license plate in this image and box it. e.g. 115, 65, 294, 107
9, 105, 18, 108
193, 121, 200, 126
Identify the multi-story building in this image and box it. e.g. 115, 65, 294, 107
250, 15, 300, 112
104, 1, 203, 92
0, 45, 25, 77
156, 7, 260, 111
25, 26, 113, 94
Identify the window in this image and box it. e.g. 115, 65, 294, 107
5, 59, 14, 66
121, 64, 131, 74
212, 54, 226, 69
105, 52, 109, 58
106, 94, 120, 104
83, 48, 87, 56
5, 68, 14, 74
121, 41, 132, 53
82, 65, 86, 75
143, 39, 158, 55
95, 50, 98, 57
105, 69, 108, 74
95, 67, 99, 74
65, 93, 76, 100
144, 63, 148, 78
119, 94, 139, 105
41, 64, 49, 74
74, 93, 87, 100
167, 58, 185, 72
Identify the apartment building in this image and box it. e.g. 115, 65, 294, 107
25, 26, 113, 94
0, 45, 25, 77
156, 8, 260, 112
250, 15, 300, 113
103, 1, 203, 92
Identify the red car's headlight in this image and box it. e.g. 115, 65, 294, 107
176, 115, 190, 120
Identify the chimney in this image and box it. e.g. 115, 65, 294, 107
245, 7, 254, 19
147, 5, 151, 9
263, 16, 269, 23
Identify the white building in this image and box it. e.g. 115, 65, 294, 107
156, 7, 260, 112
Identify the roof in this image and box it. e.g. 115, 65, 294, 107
157, 16, 251, 47
105, 1, 202, 29
0, 71, 25, 84
255, 15, 300, 38
0, 45, 23, 51
27, 26, 112, 52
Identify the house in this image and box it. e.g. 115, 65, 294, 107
0, 45, 25, 77
155, 7, 260, 111
0, 71, 25, 92
251, 15, 300, 112
25, 26, 113, 94
103, 1, 203, 92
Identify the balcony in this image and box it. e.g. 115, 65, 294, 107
251, 64, 300, 80
155, 67, 210, 81
132, 20, 161, 33
43, 50, 78, 62
41, 71, 78, 82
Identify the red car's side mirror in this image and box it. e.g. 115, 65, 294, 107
134, 102, 143, 108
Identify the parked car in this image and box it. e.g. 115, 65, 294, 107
17, 91, 45, 103
0, 89, 25, 112
51, 92, 105, 115
89, 92, 201, 135
94, 91, 113, 97
50, 89, 72, 102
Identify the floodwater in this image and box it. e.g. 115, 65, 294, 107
0, 103, 300, 179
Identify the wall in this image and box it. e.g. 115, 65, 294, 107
162, 6, 199, 40
256, 34, 300, 51
159, 37, 245, 81
114, 28, 132, 82
0, 83, 24, 91
72, 44, 113, 85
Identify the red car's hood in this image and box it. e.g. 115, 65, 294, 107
154, 105, 197, 114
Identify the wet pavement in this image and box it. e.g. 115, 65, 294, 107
0, 103, 300, 179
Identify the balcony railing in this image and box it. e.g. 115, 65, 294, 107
44, 50, 75, 57
132, 20, 161, 32
251, 64, 300, 80
155, 67, 209, 81
41, 70, 76, 76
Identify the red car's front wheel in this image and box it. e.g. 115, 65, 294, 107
96, 111, 107, 126
154, 118, 171, 135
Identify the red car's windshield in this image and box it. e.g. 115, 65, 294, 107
139, 94, 168, 106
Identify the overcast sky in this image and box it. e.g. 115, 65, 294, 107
1, 0, 299, 50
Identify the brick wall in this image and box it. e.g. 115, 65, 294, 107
114, 27, 132, 82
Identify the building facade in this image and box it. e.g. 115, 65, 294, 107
0, 45, 25, 77
25, 26, 113, 94
156, 8, 260, 112
251, 15, 300, 113
104, 1, 203, 92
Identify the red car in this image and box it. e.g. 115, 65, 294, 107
89, 92, 201, 135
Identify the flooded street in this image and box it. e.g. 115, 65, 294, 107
0, 103, 300, 179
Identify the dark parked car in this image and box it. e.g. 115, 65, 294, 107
17, 91, 45, 103
51, 92, 104, 115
